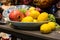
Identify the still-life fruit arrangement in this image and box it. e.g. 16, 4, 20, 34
8, 6, 60, 34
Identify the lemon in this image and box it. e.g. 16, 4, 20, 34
40, 24, 51, 33
30, 10, 40, 19
48, 22, 56, 30
29, 7, 35, 11
37, 12, 48, 22
21, 16, 33, 22
33, 19, 37, 22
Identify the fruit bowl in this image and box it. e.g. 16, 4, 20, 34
2, 5, 49, 30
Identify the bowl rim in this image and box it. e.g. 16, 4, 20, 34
9, 20, 49, 24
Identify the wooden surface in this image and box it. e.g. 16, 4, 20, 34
0, 24, 60, 40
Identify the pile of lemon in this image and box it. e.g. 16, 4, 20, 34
21, 7, 57, 34
21, 7, 48, 22
40, 22, 56, 33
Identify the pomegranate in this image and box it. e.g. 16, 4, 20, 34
9, 10, 25, 21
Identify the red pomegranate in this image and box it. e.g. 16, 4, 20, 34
9, 10, 25, 21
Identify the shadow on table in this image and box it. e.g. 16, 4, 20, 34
11, 25, 40, 31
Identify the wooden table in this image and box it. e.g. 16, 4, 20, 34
0, 24, 60, 40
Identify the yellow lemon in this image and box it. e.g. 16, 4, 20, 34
37, 12, 48, 22
21, 16, 33, 22
30, 10, 40, 19
48, 22, 56, 30
29, 7, 35, 11
40, 24, 51, 33
33, 19, 37, 22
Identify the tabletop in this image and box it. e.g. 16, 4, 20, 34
0, 24, 60, 40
